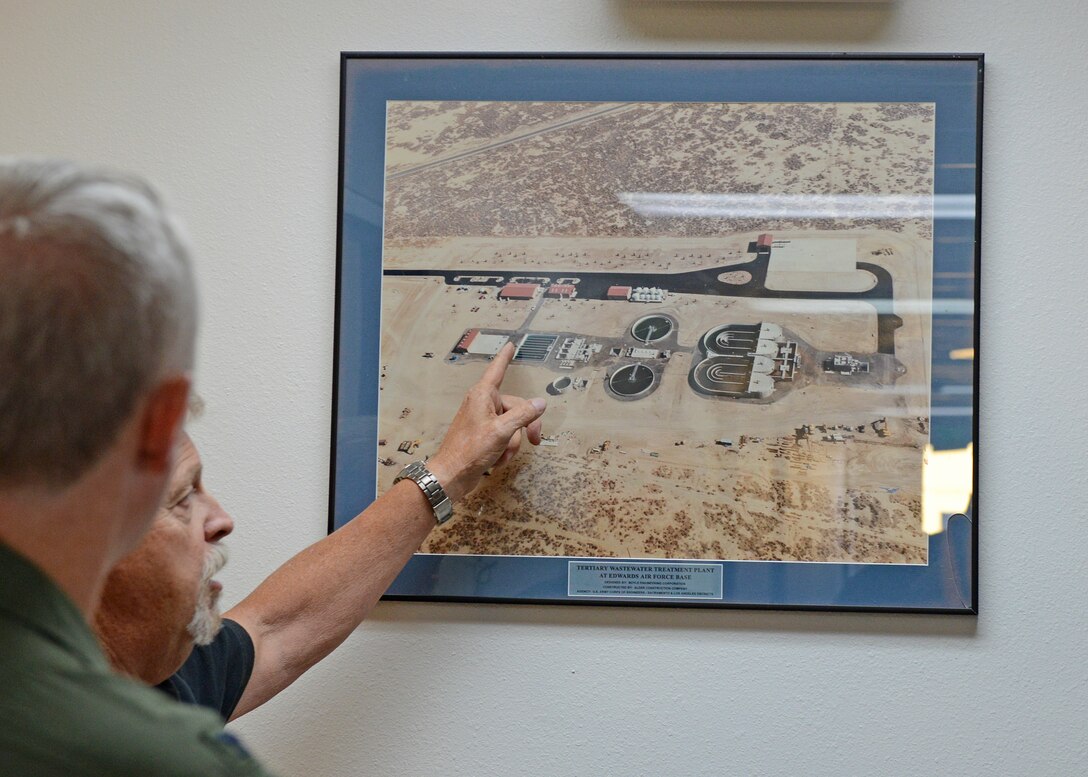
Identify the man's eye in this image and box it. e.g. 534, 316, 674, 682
176, 488, 195, 508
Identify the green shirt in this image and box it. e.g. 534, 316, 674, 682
0, 542, 278, 776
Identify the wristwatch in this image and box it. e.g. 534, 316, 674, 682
394, 460, 454, 524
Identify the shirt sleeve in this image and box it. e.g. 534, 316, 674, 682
157, 618, 255, 720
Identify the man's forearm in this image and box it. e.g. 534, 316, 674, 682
224, 343, 545, 719
224, 477, 439, 719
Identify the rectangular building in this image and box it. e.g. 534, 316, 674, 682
498, 282, 538, 300
606, 285, 632, 301
546, 284, 577, 299
452, 329, 478, 354
466, 333, 509, 356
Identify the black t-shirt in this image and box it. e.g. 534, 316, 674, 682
156, 618, 255, 721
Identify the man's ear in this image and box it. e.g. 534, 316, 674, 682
136, 374, 192, 474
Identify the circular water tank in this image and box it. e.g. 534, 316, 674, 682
607, 363, 656, 399
549, 376, 573, 394
631, 314, 673, 343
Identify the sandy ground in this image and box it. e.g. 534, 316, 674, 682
370, 100, 934, 564
384, 102, 626, 175
383, 101, 935, 240
425, 429, 927, 564
383, 235, 754, 274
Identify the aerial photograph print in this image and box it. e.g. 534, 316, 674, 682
374, 98, 935, 566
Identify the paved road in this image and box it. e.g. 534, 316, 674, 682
385, 248, 903, 354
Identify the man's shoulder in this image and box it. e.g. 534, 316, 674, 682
0, 644, 274, 776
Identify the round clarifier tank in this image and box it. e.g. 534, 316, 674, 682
631, 314, 674, 343
607, 363, 656, 399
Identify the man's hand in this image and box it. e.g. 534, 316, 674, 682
426, 342, 546, 503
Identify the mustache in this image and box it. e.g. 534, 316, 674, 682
202, 543, 229, 583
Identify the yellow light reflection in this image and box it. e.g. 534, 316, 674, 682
949, 348, 975, 360
921, 443, 973, 535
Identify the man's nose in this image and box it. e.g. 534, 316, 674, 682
203, 495, 234, 542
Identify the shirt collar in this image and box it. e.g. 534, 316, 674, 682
0, 541, 109, 670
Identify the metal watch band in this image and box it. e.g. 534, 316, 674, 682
393, 460, 454, 524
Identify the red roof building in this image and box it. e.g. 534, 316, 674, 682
757, 233, 774, 248
606, 285, 632, 301
453, 329, 479, 354
498, 283, 538, 300
546, 284, 577, 298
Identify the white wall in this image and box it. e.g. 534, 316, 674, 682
3, 1, 1086, 775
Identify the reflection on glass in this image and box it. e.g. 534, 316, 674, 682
618, 192, 975, 220
921, 443, 974, 535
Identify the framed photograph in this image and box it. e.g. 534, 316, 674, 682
331, 53, 981, 613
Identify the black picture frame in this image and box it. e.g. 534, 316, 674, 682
331, 52, 981, 613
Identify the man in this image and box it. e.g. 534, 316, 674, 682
0, 157, 273, 775
95, 429, 241, 712
96, 342, 545, 721
0, 158, 546, 773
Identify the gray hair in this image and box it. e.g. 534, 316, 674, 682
0, 158, 198, 489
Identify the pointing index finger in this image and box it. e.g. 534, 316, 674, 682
481, 341, 516, 387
